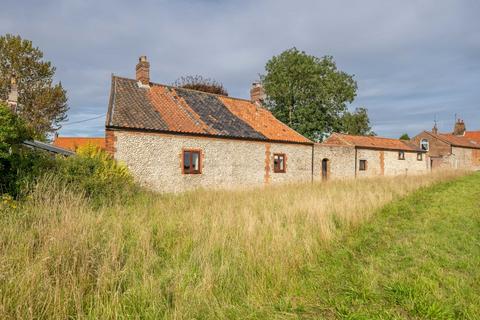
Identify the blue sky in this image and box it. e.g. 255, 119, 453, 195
1, 0, 479, 138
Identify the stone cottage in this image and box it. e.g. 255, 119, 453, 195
320, 133, 429, 178
105, 57, 314, 192
412, 120, 480, 170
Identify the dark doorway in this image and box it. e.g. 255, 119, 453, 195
322, 158, 329, 180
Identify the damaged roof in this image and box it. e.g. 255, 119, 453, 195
324, 133, 424, 152
106, 76, 312, 144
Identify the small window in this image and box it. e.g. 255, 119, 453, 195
359, 160, 367, 171
417, 153, 423, 161
273, 153, 286, 173
183, 150, 201, 174
398, 151, 405, 160
421, 139, 429, 151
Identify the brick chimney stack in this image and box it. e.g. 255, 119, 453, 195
7, 75, 18, 113
453, 119, 466, 136
136, 56, 150, 86
250, 82, 265, 104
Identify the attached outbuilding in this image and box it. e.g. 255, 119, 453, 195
320, 133, 429, 178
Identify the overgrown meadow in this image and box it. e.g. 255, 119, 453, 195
1, 169, 476, 319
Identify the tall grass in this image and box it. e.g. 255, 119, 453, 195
0, 170, 465, 319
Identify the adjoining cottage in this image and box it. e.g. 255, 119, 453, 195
412, 120, 480, 170
319, 133, 429, 178
105, 56, 314, 192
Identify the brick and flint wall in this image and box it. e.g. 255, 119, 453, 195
109, 130, 312, 193
355, 148, 428, 177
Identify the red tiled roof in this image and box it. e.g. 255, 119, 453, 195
53, 137, 106, 152
439, 134, 480, 148
106, 76, 312, 144
465, 131, 480, 143
324, 133, 423, 152
425, 132, 480, 149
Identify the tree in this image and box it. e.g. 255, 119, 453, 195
0, 34, 68, 138
262, 48, 357, 141
0, 102, 32, 193
399, 133, 410, 140
173, 75, 228, 96
341, 107, 375, 136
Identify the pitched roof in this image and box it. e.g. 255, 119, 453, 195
424, 131, 480, 149
53, 137, 106, 151
465, 131, 480, 143
106, 76, 311, 144
324, 133, 423, 152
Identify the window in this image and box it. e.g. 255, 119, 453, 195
359, 160, 367, 171
421, 139, 429, 151
417, 153, 423, 161
273, 153, 286, 173
183, 150, 201, 174
398, 151, 405, 160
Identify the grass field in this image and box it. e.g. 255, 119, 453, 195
0, 171, 479, 319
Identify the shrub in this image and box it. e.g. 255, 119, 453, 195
55, 143, 136, 204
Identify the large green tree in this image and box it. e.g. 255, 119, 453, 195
0, 34, 68, 138
262, 48, 368, 141
341, 107, 375, 136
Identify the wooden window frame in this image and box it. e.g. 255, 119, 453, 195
182, 149, 202, 174
398, 151, 405, 160
273, 153, 286, 173
359, 159, 367, 171
417, 153, 423, 161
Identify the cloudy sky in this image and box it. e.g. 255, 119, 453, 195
1, 0, 479, 138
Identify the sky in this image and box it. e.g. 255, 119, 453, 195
1, 0, 479, 138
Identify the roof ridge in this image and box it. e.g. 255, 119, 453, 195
112, 75, 256, 104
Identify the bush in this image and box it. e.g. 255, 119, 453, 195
0, 103, 35, 196
54, 143, 136, 205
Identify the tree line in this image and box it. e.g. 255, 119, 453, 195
0, 34, 373, 142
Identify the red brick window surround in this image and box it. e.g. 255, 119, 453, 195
273, 153, 286, 173
359, 159, 367, 171
182, 150, 201, 174
398, 151, 405, 160
417, 153, 423, 161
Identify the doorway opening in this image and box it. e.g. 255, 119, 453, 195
321, 158, 329, 180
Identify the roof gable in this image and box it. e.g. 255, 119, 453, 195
106, 76, 311, 144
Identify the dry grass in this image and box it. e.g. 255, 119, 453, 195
0, 170, 466, 319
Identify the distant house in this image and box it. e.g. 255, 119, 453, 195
105, 57, 313, 192
412, 120, 480, 170
321, 133, 428, 177
52, 137, 106, 152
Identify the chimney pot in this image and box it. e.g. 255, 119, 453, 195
136, 56, 150, 86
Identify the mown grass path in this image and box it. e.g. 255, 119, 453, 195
299, 173, 480, 319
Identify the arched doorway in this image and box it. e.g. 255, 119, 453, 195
322, 158, 329, 180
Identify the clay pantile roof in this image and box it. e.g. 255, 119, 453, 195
53, 137, 106, 151
324, 133, 423, 152
465, 131, 480, 143
429, 132, 480, 149
106, 76, 312, 144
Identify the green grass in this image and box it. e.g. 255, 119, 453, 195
0, 171, 479, 319
302, 173, 480, 319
